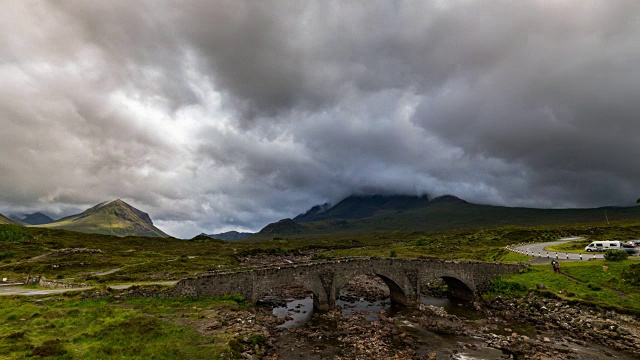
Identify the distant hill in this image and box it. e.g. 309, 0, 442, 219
0, 213, 21, 225
13, 212, 55, 225
203, 231, 253, 241
36, 199, 170, 238
258, 218, 306, 236
256, 194, 640, 237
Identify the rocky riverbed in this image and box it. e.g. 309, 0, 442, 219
219, 276, 640, 359
484, 295, 640, 358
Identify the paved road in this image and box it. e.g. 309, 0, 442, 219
508, 237, 639, 263
509, 237, 605, 263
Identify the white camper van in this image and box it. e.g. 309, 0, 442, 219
584, 241, 621, 252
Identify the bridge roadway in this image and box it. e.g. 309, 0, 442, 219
173, 257, 524, 310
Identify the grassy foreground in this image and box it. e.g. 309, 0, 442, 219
0, 292, 250, 359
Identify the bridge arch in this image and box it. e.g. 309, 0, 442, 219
334, 267, 414, 307
252, 271, 325, 308
440, 276, 475, 301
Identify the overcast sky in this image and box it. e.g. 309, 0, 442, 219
1, 1, 639, 238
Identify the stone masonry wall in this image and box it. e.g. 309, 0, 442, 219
172, 258, 525, 309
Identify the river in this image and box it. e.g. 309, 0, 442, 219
266, 288, 636, 359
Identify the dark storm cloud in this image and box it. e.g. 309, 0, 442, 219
1, 1, 639, 237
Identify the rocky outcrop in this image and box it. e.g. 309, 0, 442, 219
25, 275, 88, 289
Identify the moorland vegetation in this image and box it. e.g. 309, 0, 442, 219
2, 214, 640, 358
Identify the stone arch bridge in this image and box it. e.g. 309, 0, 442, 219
173, 258, 525, 310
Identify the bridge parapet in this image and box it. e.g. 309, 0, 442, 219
173, 258, 525, 310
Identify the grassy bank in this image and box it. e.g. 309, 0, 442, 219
487, 260, 640, 314
545, 239, 591, 253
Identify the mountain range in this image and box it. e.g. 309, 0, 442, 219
3, 194, 640, 240
12, 212, 55, 225
293, 194, 433, 222
203, 231, 253, 241
35, 199, 169, 238
255, 194, 640, 237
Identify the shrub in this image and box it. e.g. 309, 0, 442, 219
390, 250, 397, 258
0, 250, 16, 260
227, 339, 244, 356
311, 252, 334, 260
245, 334, 268, 346
218, 293, 246, 304
0, 225, 30, 243
622, 263, 640, 286
4, 331, 25, 340
32, 339, 67, 357
587, 283, 602, 291
490, 276, 528, 296
604, 249, 628, 261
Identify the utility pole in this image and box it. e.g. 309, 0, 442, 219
605, 210, 610, 225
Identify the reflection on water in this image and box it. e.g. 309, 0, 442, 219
337, 291, 391, 321
272, 293, 478, 328
272, 297, 314, 328
273, 294, 473, 328
420, 295, 486, 320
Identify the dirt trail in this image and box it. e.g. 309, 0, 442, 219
0, 281, 178, 296
0, 252, 53, 268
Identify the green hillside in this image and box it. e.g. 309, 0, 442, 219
257, 195, 640, 238
0, 213, 20, 225
36, 199, 169, 238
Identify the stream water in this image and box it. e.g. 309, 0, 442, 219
272, 293, 479, 329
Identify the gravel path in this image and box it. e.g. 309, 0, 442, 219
0, 281, 178, 296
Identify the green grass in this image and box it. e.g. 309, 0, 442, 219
0, 293, 252, 359
486, 260, 640, 314
546, 239, 591, 253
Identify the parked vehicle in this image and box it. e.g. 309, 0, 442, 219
584, 241, 621, 252
622, 241, 636, 248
